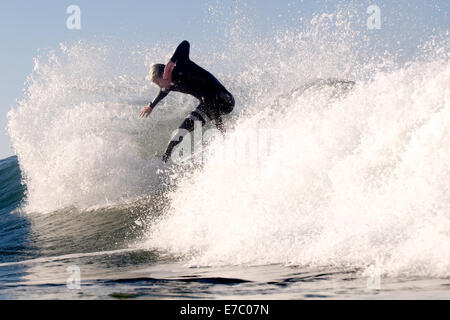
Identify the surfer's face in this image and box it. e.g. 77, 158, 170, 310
154, 77, 171, 89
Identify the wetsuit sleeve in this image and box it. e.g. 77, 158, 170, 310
150, 90, 169, 109
170, 40, 190, 64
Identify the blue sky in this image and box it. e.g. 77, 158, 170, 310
0, 0, 448, 159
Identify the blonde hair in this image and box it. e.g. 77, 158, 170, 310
149, 64, 165, 82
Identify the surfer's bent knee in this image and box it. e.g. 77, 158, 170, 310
219, 91, 235, 115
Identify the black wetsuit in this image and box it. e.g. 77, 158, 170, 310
149, 40, 235, 162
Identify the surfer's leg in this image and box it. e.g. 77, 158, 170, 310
217, 91, 235, 115
162, 105, 210, 162
211, 91, 235, 133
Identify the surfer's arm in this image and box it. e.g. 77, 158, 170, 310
150, 89, 169, 109
140, 90, 169, 118
163, 40, 190, 80
170, 40, 190, 64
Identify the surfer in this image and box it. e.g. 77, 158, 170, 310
140, 40, 235, 162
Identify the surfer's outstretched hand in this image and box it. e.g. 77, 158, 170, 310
140, 105, 153, 118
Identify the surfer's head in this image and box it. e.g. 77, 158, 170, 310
149, 64, 171, 89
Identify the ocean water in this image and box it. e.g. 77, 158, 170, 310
1, 3, 450, 299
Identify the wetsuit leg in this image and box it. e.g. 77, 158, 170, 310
162, 92, 234, 162
217, 91, 235, 115
162, 104, 210, 162
208, 91, 235, 133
